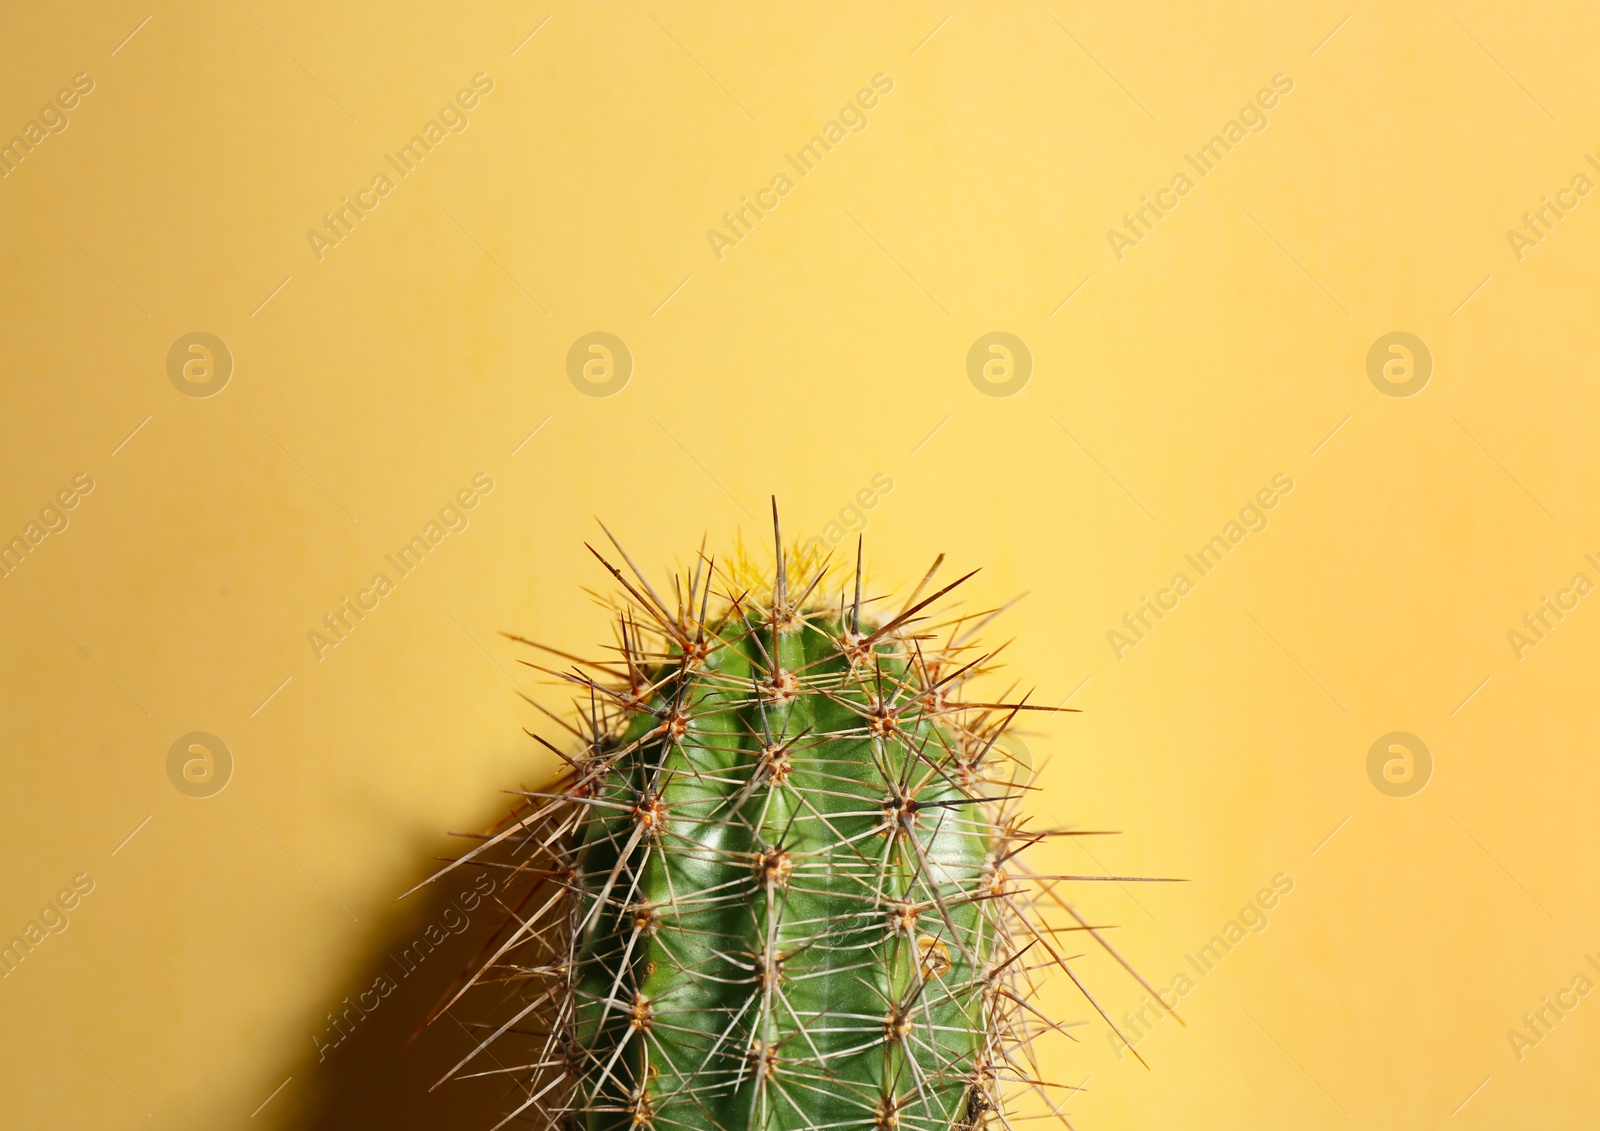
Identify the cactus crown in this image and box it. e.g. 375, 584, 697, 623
425, 506, 1167, 1130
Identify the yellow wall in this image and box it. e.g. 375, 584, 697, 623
3, 2, 1598, 1127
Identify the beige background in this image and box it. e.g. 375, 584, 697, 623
2, 2, 1598, 1127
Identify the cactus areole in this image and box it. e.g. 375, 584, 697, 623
428, 508, 1157, 1130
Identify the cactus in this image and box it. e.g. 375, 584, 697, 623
423, 506, 1170, 1130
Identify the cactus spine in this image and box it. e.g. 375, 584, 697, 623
429, 509, 1166, 1130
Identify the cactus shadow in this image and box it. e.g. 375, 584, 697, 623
275, 832, 524, 1130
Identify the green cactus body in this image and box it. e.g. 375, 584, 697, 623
431, 528, 1156, 1131
572, 612, 992, 1131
